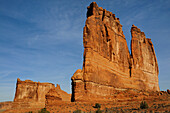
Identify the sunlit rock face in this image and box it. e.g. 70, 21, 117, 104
131, 25, 159, 91
14, 78, 55, 107
14, 78, 55, 102
71, 2, 159, 102
14, 79, 71, 108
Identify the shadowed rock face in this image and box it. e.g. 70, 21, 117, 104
45, 84, 71, 106
71, 2, 159, 102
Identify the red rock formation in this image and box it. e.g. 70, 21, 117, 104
45, 84, 71, 106
14, 78, 55, 107
45, 87, 62, 106
167, 89, 170, 94
131, 25, 159, 91
13, 79, 71, 109
71, 2, 159, 102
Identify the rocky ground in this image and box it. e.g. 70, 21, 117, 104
1, 90, 169, 113
45, 98, 170, 113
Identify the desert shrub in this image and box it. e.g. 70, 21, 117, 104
121, 108, 125, 113
94, 103, 101, 109
105, 108, 108, 112
95, 109, 102, 113
149, 110, 153, 113
38, 108, 50, 113
140, 101, 149, 109
73, 109, 82, 113
28, 111, 33, 113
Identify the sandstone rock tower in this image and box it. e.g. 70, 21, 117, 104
71, 2, 159, 102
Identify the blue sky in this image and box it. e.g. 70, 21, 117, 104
0, 0, 170, 102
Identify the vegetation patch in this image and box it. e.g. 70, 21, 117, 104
38, 108, 50, 113
94, 103, 101, 109
140, 101, 149, 109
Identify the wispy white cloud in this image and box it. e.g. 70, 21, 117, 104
0, 71, 18, 79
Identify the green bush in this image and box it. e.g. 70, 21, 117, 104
73, 109, 82, 113
140, 101, 149, 109
94, 103, 101, 109
95, 109, 102, 113
28, 111, 33, 113
38, 108, 50, 113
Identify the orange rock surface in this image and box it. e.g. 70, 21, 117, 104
2, 90, 170, 113
14, 78, 55, 102
131, 24, 159, 91
71, 2, 159, 102
167, 89, 170, 94
45, 84, 71, 106
13, 78, 55, 108
13, 78, 71, 109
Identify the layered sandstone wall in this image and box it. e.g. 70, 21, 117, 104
14, 78, 55, 102
45, 84, 71, 106
14, 78, 71, 108
71, 2, 159, 102
131, 25, 159, 91
14, 78, 55, 107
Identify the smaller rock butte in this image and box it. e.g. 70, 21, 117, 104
14, 78, 70, 108
71, 2, 159, 102
167, 89, 170, 94
45, 84, 71, 106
